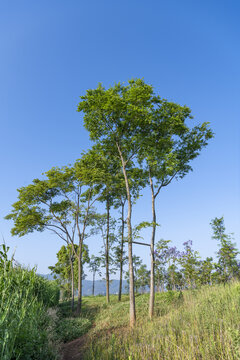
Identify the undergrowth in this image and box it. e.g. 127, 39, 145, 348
0, 245, 60, 359
81, 283, 240, 360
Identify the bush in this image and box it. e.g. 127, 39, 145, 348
54, 317, 91, 343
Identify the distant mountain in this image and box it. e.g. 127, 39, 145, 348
38, 274, 129, 296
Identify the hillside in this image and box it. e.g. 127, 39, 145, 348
57, 282, 240, 360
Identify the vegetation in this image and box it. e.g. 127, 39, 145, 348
6, 79, 213, 327
77, 79, 213, 324
41, 282, 240, 360
82, 282, 240, 360
0, 244, 59, 360
5, 79, 239, 358
49, 243, 89, 309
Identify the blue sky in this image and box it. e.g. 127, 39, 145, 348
0, 0, 239, 276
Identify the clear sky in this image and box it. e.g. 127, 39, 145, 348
0, 0, 239, 277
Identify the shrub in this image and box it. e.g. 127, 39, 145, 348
54, 317, 91, 343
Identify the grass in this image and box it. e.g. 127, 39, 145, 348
66, 283, 240, 360
0, 252, 60, 360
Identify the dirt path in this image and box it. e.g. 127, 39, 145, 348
61, 334, 89, 360
61, 325, 127, 359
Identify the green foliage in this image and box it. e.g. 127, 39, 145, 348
94, 213, 116, 273
49, 243, 89, 294
78, 79, 156, 148
135, 264, 150, 293
179, 240, 200, 288
88, 255, 102, 276
211, 217, 240, 282
198, 257, 215, 285
125, 256, 147, 293
0, 245, 59, 359
53, 317, 91, 343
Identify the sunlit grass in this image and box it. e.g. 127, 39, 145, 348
81, 283, 240, 359
0, 258, 59, 360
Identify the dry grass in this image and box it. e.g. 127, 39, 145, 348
80, 283, 240, 360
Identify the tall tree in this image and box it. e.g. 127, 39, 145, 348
79, 146, 123, 303
138, 97, 213, 318
78, 79, 213, 322
5, 172, 78, 308
6, 160, 101, 315
77, 79, 155, 326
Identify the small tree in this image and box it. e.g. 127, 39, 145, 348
178, 240, 200, 289
88, 255, 101, 296
125, 255, 142, 293
95, 213, 116, 303
155, 239, 171, 292
211, 217, 240, 283
197, 257, 215, 286
166, 246, 182, 290
135, 264, 150, 294
49, 243, 89, 308
112, 230, 128, 301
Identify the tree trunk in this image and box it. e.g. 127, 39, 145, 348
75, 192, 91, 315
92, 270, 95, 296
70, 253, 75, 312
76, 238, 83, 314
106, 199, 110, 303
118, 201, 125, 302
67, 245, 75, 312
149, 172, 156, 319
116, 143, 136, 327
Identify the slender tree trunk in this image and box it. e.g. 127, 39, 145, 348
106, 199, 110, 303
70, 253, 75, 312
116, 143, 136, 327
92, 270, 95, 296
149, 172, 156, 319
76, 192, 91, 315
118, 201, 125, 301
76, 238, 83, 314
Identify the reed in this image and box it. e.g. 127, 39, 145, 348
0, 245, 59, 359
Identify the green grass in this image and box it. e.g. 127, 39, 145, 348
73, 283, 240, 360
0, 257, 60, 360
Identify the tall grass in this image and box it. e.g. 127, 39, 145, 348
0, 245, 60, 359
83, 283, 240, 360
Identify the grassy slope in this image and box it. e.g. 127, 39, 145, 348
73, 282, 240, 360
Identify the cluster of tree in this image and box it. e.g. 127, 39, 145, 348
154, 217, 240, 291
49, 215, 240, 308
6, 79, 214, 326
